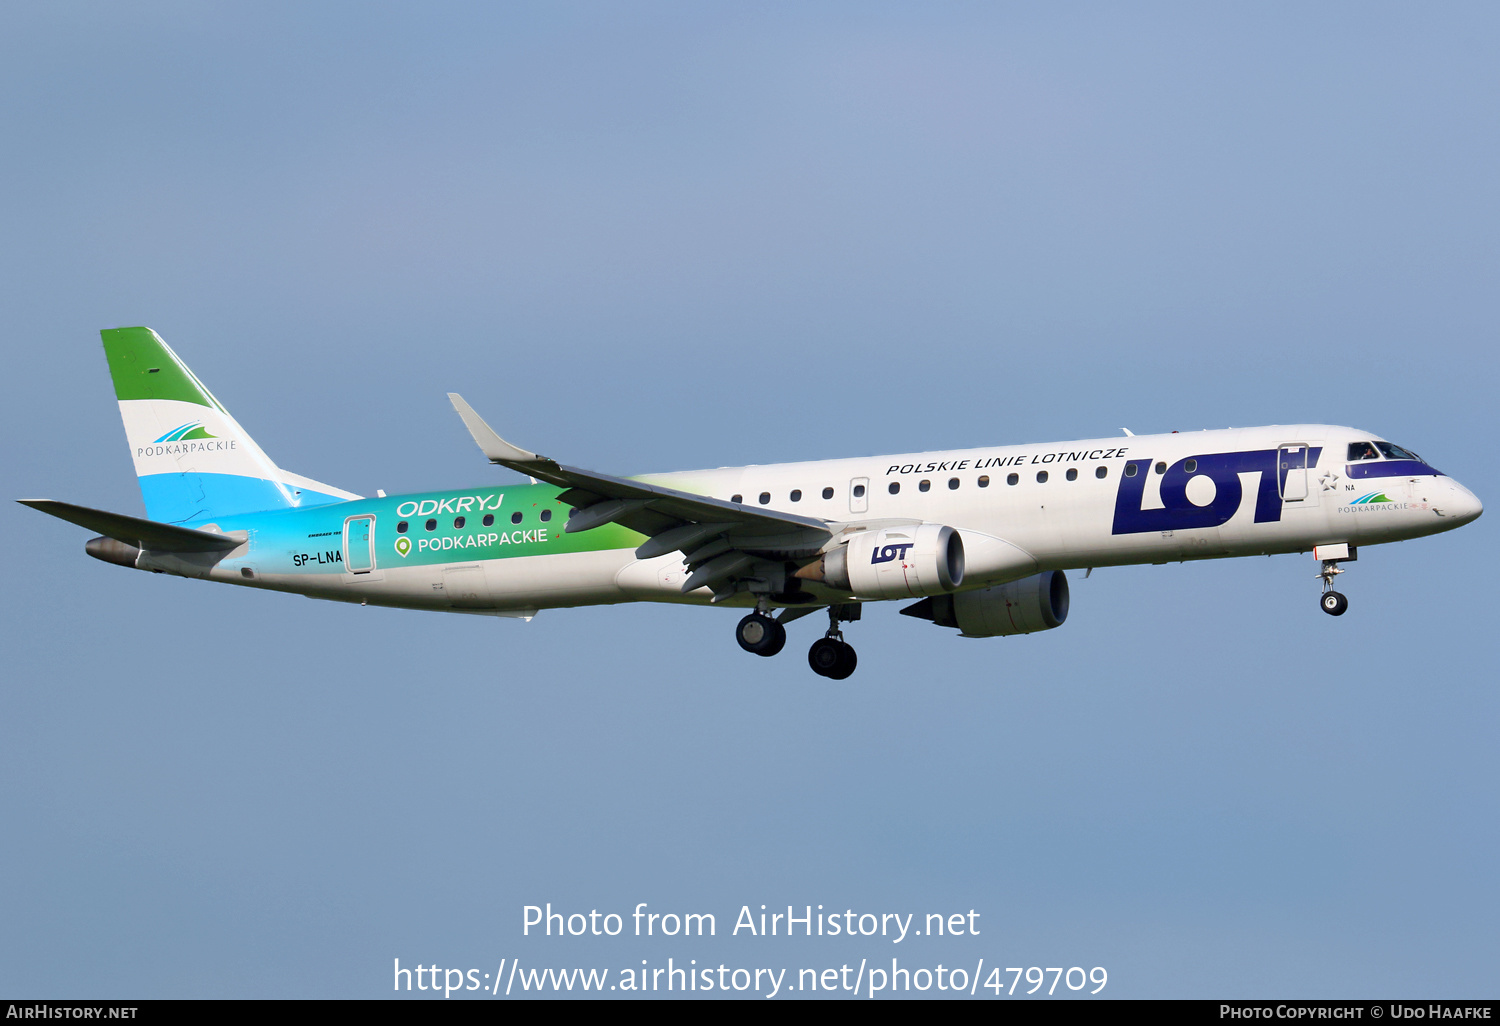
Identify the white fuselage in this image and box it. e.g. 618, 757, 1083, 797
205, 423, 1481, 615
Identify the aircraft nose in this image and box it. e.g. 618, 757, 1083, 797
1446, 481, 1483, 525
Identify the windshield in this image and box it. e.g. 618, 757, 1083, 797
1375, 441, 1423, 462
1347, 441, 1380, 461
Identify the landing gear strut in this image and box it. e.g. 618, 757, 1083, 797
808, 604, 859, 679
1318, 559, 1348, 617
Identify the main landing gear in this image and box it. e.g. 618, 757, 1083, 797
735, 602, 860, 678
808, 636, 857, 679
736, 611, 786, 656
807, 604, 859, 679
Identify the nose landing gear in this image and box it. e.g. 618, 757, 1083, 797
1320, 588, 1348, 616
1317, 557, 1349, 616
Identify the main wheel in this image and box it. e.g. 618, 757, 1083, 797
736, 614, 786, 656
808, 637, 858, 679
1320, 591, 1348, 616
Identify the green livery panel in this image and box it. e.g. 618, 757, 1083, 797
102, 327, 214, 406
237, 482, 645, 576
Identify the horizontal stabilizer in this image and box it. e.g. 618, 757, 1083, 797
18, 499, 242, 552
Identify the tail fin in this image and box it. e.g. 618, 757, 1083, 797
103, 327, 360, 524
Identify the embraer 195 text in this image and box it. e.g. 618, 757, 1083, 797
22, 328, 1484, 678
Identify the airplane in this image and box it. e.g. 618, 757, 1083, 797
21, 327, 1484, 679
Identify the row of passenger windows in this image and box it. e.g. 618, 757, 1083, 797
729, 464, 1139, 504
396, 509, 554, 533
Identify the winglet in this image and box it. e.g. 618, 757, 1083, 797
447, 393, 544, 464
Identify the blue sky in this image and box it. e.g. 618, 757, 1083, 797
2, 1, 1496, 998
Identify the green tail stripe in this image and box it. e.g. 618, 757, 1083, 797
102, 327, 214, 406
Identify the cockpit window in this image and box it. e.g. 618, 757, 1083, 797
1347, 441, 1380, 461
1375, 441, 1422, 462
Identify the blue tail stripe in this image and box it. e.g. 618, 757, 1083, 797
138, 472, 348, 525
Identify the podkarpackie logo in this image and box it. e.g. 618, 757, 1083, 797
152, 421, 217, 443
1349, 492, 1394, 505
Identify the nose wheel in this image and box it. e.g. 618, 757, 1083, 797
1318, 558, 1350, 616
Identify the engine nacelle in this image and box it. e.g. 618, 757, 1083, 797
901, 570, 1069, 637
808, 524, 964, 599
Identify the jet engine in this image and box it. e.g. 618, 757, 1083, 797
798, 524, 964, 599
901, 570, 1069, 637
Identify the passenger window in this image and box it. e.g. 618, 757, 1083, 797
731, 494, 742, 504
1036, 471, 1048, 483
1065, 468, 1077, 481
978, 475, 990, 487
758, 492, 770, 504
511, 511, 522, 524
482, 514, 494, 527
948, 477, 960, 490
425, 519, 437, 531
1184, 459, 1197, 473
1125, 463, 1138, 477
1347, 441, 1380, 461
888, 482, 900, 495
540, 509, 552, 522
397, 521, 409, 533
1007, 473, 1019, 485
453, 516, 465, 528
822, 487, 834, 499
1095, 467, 1107, 479
790, 489, 802, 502
919, 480, 931, 492
1375, 441, 1422, 462
1154, 462, 1166, 475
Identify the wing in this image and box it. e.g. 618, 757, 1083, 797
449, 394, 835, 600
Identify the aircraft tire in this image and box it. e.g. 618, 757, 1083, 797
737, 614, 786, 656
1320, 591, 1348, 616
808, 638, 857, 679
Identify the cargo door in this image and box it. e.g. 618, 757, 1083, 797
443, 564, 490, 609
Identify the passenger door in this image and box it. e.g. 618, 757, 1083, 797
343, 515, 375, 573
1279, 445, 1310, 503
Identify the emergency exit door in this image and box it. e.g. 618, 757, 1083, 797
849, 477, 869, 514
